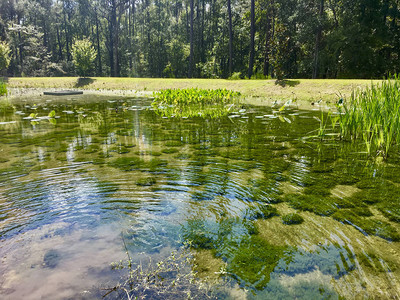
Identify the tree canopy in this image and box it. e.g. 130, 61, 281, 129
71, 39, 97, 77
0, 0, 399, 79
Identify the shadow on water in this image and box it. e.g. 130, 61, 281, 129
74, 77, 95, 88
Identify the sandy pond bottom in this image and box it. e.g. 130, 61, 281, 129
0, 95, 400, 299
1, 222, 125, 299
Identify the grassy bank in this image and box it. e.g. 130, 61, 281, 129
7, 77, 381, 105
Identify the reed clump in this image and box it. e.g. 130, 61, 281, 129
151, 88, 240, 118
336, 77, 400, 159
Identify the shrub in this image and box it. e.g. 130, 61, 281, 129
0, 79, 6, 96
0, 41, 11, 72
71, 39, 97, 77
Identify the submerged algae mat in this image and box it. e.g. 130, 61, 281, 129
0, 95, 400, 298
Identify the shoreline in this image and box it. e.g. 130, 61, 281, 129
4, 77, 380, 110
5, 87, 333, 111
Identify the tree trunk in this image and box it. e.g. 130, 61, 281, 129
109, 0, 119, 77
189, 0, 194, 78
263, 13, 271, 77
109, 18, 114, 76
227, 0, 233, 76
63, 5, 70, 61
56, 24, 63, 61
312, 0, 324, 79
248, 0, 255, 78
95, 7, 102, 75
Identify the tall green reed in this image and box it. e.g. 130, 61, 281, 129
336, 76, 400, 159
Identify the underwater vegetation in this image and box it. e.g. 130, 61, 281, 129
332, 209, 400, 241
282, 213, 304, 225
2, 96, 400, 299
151, 88, 240, 118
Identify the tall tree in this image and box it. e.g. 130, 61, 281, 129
189, 0, 194, 77
227, 0, 233, 76
248, 0, 255, 78
312, 0, 324, 79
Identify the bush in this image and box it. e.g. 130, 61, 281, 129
228, 72, 242, 80
0, 41, 10, 72
0, 79, 6, 96
71, 39, 97, 77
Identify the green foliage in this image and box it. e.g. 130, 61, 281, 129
151, 88, 240, 118
48, 110, 56, 118
0, 79, 6, 96
71, 39, 96, 77
228, 72, 242, 80
336, 76, 400, 159
0, 41, 10, 71
2, 0, 400, 78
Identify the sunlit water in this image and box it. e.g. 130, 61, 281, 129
0, 95, 400, 299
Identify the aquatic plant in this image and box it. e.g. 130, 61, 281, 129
107, 241, 224, 299
135, 177, 156, 186
336, 76, 400, 159
151, 88, 240, 118
226, 235, 287, 290
282, 213, 304, 225
332, 209, 400, 241
283, 193, 337, 216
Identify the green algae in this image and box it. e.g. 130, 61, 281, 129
283, 193, 337, 216
135, 150, 162, 156
174, 153, 192, 160
136, 177, 157, 186
109, 145, 130, 154
282, 213, 304, 225
164, 140, 182, 147
303, 185, 332, 197
226, 235, 288, 290
191, 191, 215, 201
246, 204, 279, 220
161, 148, 179, 154
144, 158, 168, 172
108, 157, 143, 171
332, 209, 400, 241
2, 96, 400, 299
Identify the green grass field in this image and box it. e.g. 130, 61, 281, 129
7, 77, 381, 106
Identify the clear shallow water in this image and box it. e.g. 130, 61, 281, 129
0, 95, 400, 299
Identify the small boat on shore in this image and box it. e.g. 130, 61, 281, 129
44, 90, 83, 96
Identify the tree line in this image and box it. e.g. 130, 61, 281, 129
0, 0, 399, 79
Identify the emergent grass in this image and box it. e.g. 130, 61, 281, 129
337, 76, 400, 159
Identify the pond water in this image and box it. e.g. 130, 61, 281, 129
0, 95, 399, 299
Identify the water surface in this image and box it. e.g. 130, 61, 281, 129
0, 95, 399, 299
